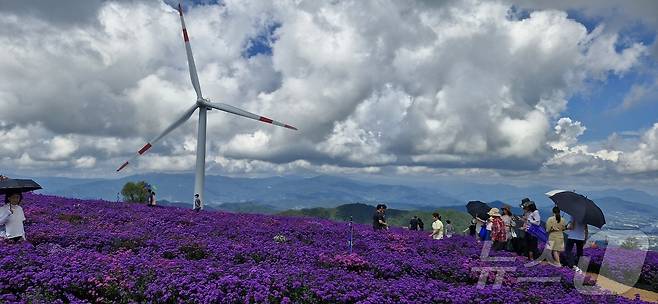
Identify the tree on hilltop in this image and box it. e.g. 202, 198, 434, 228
121, 181, 150, 203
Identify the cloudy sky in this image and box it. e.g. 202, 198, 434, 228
1, 0, 657, 193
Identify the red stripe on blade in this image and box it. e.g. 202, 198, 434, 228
284, 124, 298, 130
259, 116, 273, 124
183, 29, 189, 42
178, 4, 183, 16
117, 161, 129, 172
138, 143, 152, 155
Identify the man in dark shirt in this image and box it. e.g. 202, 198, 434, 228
409, 216, 419, 230
372, 204, 388, 230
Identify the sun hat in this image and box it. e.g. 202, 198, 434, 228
487, 208, 501, 217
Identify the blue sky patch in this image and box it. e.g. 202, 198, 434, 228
569, 71, 658, 141
243, 22, 281, 58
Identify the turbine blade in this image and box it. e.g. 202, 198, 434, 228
202, 101, 298, 130
177, 3, 202, 99
116, 104, 198, 172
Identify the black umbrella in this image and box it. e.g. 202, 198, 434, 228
466, 200, 491, 220
546, 190, 605, 228
0, 179, 42, 195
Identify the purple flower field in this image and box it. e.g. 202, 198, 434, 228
0, 194, 653, 303
584, 247, 658, 293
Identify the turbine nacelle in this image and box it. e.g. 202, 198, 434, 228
197, 98, 210, 109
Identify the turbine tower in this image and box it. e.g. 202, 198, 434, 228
117, 3, 297, 210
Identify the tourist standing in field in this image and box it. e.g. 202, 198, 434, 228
0, 192, 27, 242
489, 208, 507, 250
522, 198, 540, 260
417, 217, 424, 231
565, 216, 588, 273
501, 206, 514, 250
485, 216, 493, 241
430, 213, 444, 239
501, 206, 513, 238
409, 216, 419, 230
546, 206, 566, 266
444, 220, 454, 238
194, 194, 202, 211
147, 191, 157, 206
372, 204, 388, 230
466, 218, 477, 237
474, 216, 488, 241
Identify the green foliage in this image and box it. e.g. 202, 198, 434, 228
280, 207, 335, 219
217, 202, 280, 214
621, 237, 640, 250
279, 203, 472, 233
387, 209, 472, 233
58, 213, 86, 225
120, 181, 150, 203
109, 237, 145, 252
179, 243, 208, 260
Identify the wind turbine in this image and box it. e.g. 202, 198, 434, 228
117, 3, 297, 210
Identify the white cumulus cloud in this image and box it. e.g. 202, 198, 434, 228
0, 0, 655, 185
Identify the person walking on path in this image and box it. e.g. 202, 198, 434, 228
546, 206, 566, 266
430, 213, 444, 240
565, 215, 588, 273
489, 208, 507, 250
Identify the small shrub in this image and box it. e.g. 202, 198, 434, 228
179, 244, 208, 260
620, 237, 640, 250
58, 213, 86, 224
110, 237, 145, 252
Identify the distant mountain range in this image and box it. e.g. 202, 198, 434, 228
32, 173, 463, 210
426, 180, 658, 210
30, 173, 658, 229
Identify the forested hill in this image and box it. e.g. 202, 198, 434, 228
278, 203, 472, 232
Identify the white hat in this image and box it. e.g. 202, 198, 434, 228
488, 208, 501, 217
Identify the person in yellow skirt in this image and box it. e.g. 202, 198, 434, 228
546, 206, 566, 266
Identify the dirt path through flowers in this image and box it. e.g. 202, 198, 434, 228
586, 272, 658, 303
